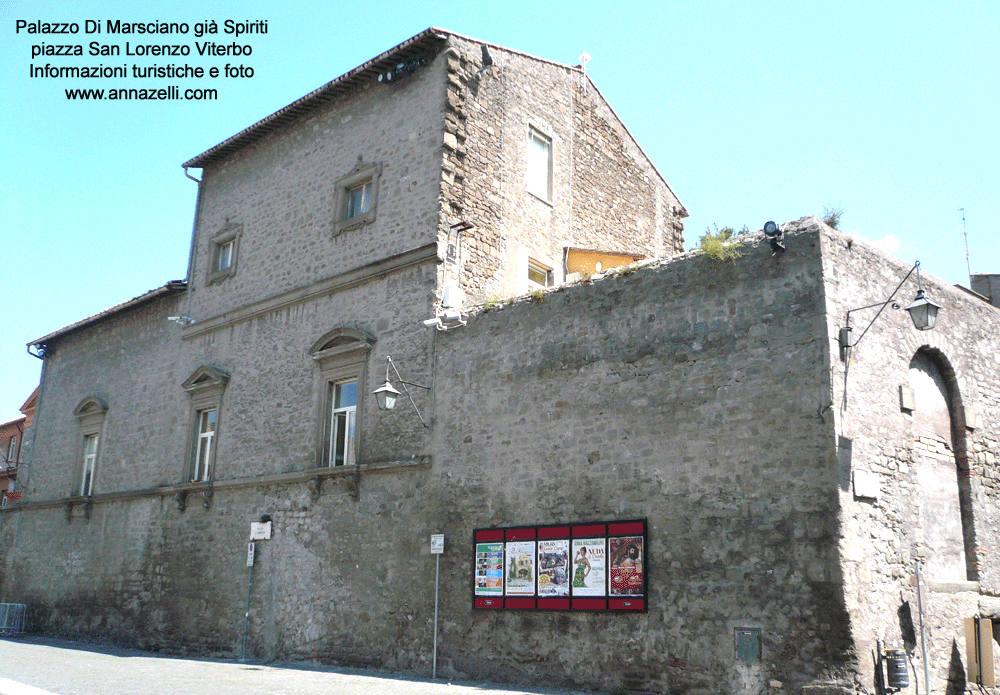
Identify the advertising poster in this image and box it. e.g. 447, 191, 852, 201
504, 541, 536, 595
570, 538, 606, 596
475, 542, 504, 596
537, 539, 570, 597
608, 536, 644, 597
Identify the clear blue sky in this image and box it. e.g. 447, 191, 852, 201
2, 0, 997, 422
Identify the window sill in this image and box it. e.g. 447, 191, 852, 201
3, 457, 432, 513
926, 580, 979, 594
333, 210, 376, 237
526, 190, 554, 207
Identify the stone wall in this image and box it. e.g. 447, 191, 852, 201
439, 36, 685, 302
4, 222, 997, 694
822, 223, 1000, 694
188, 41, 448, 323
426, 226, 851, 694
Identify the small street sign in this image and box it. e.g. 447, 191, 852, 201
430, 534, 444, 555
246, 541, 256, 567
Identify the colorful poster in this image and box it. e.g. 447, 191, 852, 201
504, 541, 536, 595
537, 539, 570, 597
608, 536, 644, 597
570, 538, 606, 596
475, 542, 504, 596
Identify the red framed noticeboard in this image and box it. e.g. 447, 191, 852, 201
473, 519, 647, 612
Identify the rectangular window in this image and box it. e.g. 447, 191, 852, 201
346, 181, 372, 220
527, 259, 552, 288
5, 436, 16, 464
206, 224, 241, 284
214, 239, 234, 272
81, 434, 98, 496
527, 127, 553, 201
324, 380, 357, 466
191, 408, 217, 482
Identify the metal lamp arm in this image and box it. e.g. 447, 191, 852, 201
386, 357, 429, 428
844, 262, 919, 350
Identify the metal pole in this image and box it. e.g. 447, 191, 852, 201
242, 564, 253, 661
432, 554, 440, 679
915, 560, 930, 695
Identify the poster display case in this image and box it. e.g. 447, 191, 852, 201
472, 519, 646, 611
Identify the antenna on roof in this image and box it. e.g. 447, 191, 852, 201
578, 52, 591, 74
958, 207, 971, 280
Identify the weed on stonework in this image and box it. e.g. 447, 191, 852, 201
698, 224, 745, 262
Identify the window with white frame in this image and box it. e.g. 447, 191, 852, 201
207, 223, 241, 284
80, 433, 98, 496
526, 127, 553, 201
324, 380, 357, 467
309, 328, 374, 468
347, 181, 373, 220
181, 366, 229, 483
73, 396, 107, 497
191, 408, 217, 482
5, 436, 16, 464
334, 159, 381, 235
527, 259, 553, 288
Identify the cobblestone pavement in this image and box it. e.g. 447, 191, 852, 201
0, 637, 590, 695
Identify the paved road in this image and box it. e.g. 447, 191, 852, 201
0, 637, 589, 695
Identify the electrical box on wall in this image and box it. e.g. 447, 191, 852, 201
735, 628, 761, 663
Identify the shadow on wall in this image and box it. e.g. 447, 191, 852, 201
897, 601, 917, 653
945, 639, 966, 695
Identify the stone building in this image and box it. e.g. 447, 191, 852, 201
2, 29, 999, 695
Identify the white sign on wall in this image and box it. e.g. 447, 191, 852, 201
246, 541, 256, 567
431, 534, 445, 555
250, 521, 272, 540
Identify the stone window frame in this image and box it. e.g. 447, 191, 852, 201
308, 328, 375, 468
526, 125, 554, 203
206, 223, 242, 285
333, 160, 382, 236
181, 366, 229, 483
72, 396, 107, 497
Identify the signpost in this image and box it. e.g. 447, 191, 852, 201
431, 533, 444, 679
242, 519, 271, 661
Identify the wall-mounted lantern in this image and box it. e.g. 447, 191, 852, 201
839, 261, 941, 361
373, 356, 430, 428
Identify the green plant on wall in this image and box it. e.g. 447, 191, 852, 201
821, 205, 843, 229
698, 224, 744, 261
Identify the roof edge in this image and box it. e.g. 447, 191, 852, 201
183, 27, 450, 169
29, 281, 187, 348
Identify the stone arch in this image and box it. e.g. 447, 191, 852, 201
908, 346, 977, 581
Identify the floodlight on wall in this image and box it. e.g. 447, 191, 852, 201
373, 356, 430, 428
838, 261, 941, 361
763, 220, 785, 252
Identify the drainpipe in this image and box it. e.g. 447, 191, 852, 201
182, 166, 203, 321
915, 560, 931, 695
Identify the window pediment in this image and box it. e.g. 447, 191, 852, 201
309, 328, 375, 369
73, 396, 108, 420
182, 366, 230, 394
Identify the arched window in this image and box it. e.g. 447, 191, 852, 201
309, 328, 374, 467
72, 396, 107, 496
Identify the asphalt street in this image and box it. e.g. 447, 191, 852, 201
0, 637, 590, 695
